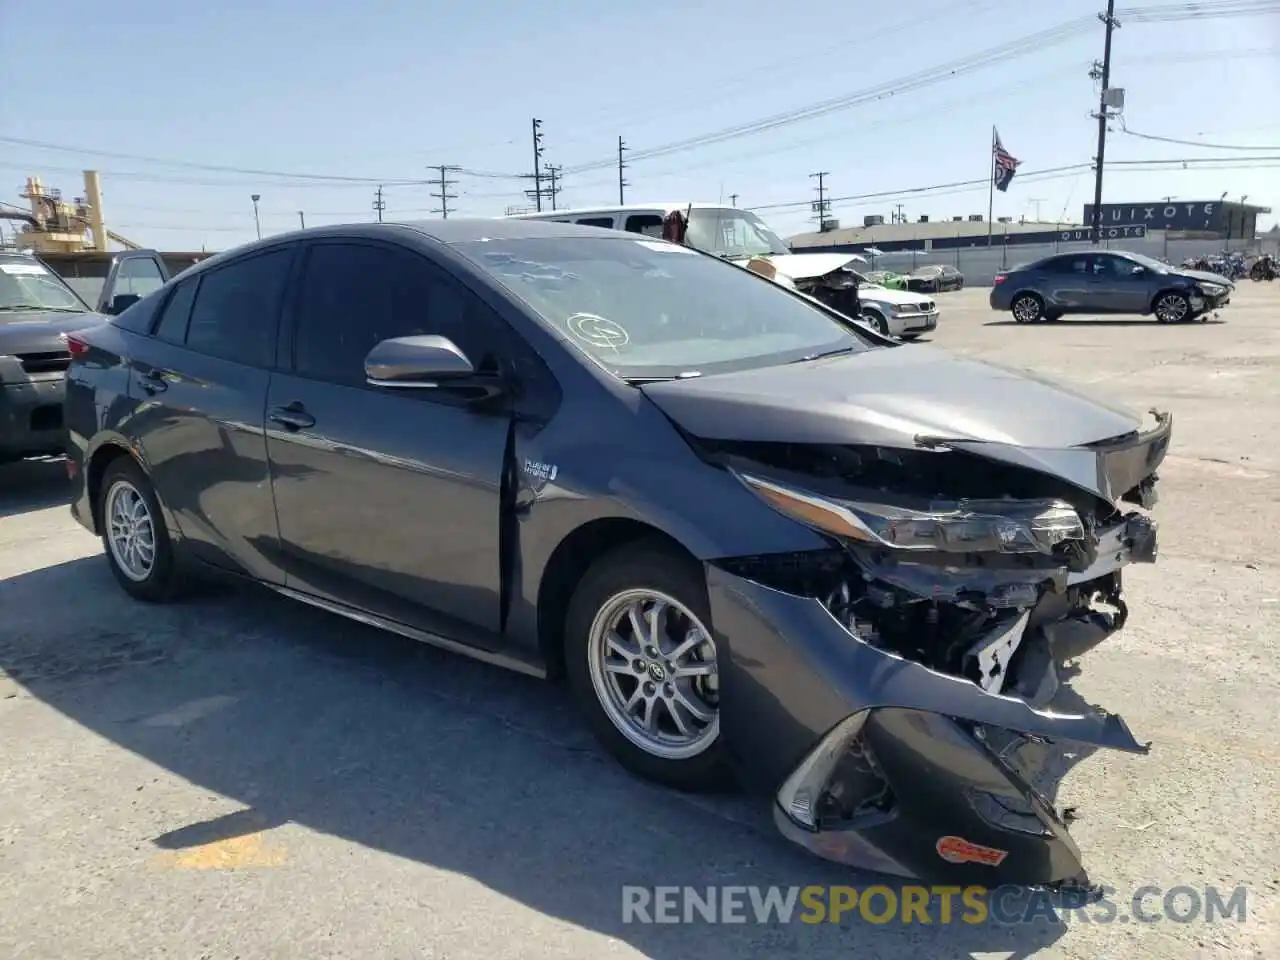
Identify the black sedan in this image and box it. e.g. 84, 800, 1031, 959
990, 250, 1233, 323
64, 218, 1169, 890
906, 264, 965, 292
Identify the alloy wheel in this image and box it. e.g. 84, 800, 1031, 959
586, 589, 720, 760
1155, 293, 1188, 323
1012, 295, 1041, 323
105, 479, 156, 582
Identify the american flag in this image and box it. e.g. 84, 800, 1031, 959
992, 130, 1020, 193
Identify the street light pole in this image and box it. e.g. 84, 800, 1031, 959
250, 194, 262, 239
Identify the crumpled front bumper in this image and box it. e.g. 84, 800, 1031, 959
706, 564, 1151, 888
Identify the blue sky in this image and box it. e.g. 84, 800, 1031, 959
1, 0, 1276, 251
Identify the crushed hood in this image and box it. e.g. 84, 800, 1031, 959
641, 345, 1171, 501
1171, 267, 1233, 286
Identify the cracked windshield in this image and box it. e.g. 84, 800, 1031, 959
460, 235, 868, 379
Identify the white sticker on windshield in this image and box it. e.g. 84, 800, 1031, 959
0, 263, 49, 276
633, 240, 696, 254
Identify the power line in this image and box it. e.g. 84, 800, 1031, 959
0, 135, 429, 185
1118, 120, 1280, 151
557, 18, 1100, 175
428, 165, 460, 218
746, 157, 1280, 215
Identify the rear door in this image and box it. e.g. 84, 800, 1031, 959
123, 246, 296, 582
1038, 254, 1092, 309
265, 239, 515, 645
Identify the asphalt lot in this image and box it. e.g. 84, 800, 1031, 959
2, 285, 1277, 959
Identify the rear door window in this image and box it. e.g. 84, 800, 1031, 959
184, 249, 292, 367
153, 277, 199, 343
624, 214, 665, 236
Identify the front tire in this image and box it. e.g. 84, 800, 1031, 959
99, 458, 185, 602
564, 541, 733, 792
1153, 291, 1190, 323
863, 309, 891, 336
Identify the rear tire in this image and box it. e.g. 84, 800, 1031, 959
1011, 293, 1044, 324
564, 541, 734, 793
98, 458, 185, 602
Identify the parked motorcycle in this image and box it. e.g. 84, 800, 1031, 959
1250, 254, 1276, 282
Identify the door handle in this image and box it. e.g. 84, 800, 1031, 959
136, 370, 168, 395
268, 403, 315, 431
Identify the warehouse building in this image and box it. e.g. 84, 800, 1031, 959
788, 198, 1270, 253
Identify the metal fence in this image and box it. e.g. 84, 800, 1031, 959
859, 236, 1279, 286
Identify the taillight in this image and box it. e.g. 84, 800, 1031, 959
993, 274, 1007, 285
63, 333, 90, 357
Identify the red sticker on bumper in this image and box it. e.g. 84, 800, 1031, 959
936, 835, 1009, 867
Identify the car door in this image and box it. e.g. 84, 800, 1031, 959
100, 253, 169, 315
1039, 254, 1092, 309
1089, 254, 1150, 313
265, 239, 514, 647
123, 245, 297, 582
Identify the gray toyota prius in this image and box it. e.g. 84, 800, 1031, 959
64, 219, 1171, 892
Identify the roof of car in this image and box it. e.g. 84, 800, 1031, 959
397, 217, 624, 243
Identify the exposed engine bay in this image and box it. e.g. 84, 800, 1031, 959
696, 433, 1166, 888
789, 268, 862, 319
704, 438, 1158, 689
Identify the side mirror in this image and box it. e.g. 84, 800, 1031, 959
364, 335, 475, 388
105, 293, 141, 315
1131, 265, 1145, 275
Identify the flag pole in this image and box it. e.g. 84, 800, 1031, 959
987, 125, 996, 246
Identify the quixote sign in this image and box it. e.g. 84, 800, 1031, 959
1061, 224, 1147, 242
1082, 201, 1223, 231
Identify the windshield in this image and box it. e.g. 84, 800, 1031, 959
455, 236, 873, 380
1125, 252, 1170, 273
0, 260, 88, 312
683, 209, 790, 258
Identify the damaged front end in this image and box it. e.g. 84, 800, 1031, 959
699, 420, 1169, 888
790, 267, 863, 321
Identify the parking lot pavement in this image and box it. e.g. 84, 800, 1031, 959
2, 286, 1278, 960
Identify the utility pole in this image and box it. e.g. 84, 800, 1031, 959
893, 203, 905, 224
428, 165, 461, 219
531, 119, 545, 212
1090, 0, 1120, 245
546, 165, 561, 211
373, 185, 386, 222
729, 193, 738, 208
297, 211, 305, 229
250, 194, 261, 239
810, 172, 831, 232
1027, 197, 1045, 222
617, 136, 628, 204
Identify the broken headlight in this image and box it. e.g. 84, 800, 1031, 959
736, 472, 1084, 555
